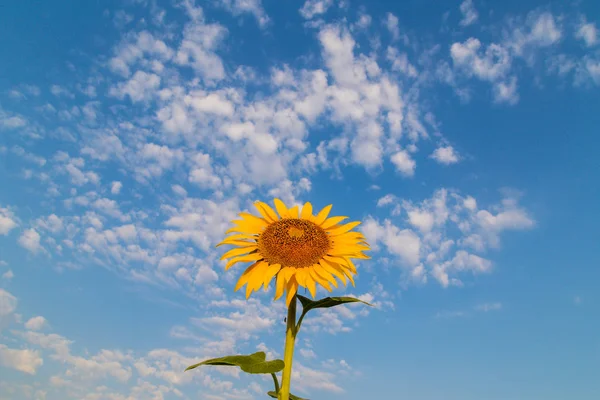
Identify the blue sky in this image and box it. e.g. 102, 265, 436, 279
0, 0, 599, 399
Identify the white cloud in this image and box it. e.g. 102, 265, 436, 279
193, 263, 219, 285
293, 363, 344, 394
172, 184, 188, 197
0, 115, 27, 129
1, 270, 14, 280
356, 13, 372, 30
476, 206, 535, 232
387, 46, 418, 78
464, 196, 477, 211
450, 37, 522, 104
194, 304, 274, 338
459, 0, 478, 27
50, 85, 74, 98
527, 12, 562, 47
575, 20, 598, 47
219, 0, 269, 28
376, 194, 397, 207
451, 38, 512, 82
430, 145, 460, 165
91, 198, 129, 221
407, 209, 435, 233
37, 214, 63, 234
54, 153, 100, 186
114, 224, 138, 242
493, 77, 519, 105
0, 345, 43, 375
299, 0, 333, 20
25, 316, 48, 331
0, 207, 18, 235
299, 348, 317, 359
138, 143, 184, 179
0, 289, 18, 317
362, 217, 421, 266
109, 71, 161, 103
108, 31, 173, 78
18, 229, 43, 254
364, 189, 533, 286
390, 150, 416, 177
432, 250, 492, 287
385, 13, 400, 41
111, 181, 123, 194
174, 17, 227, 83
189, 153, 223, 189
507, 11, 562, 59
185, 91, 235, 116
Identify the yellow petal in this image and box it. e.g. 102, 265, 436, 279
234, 262, 261, 292
320, 216, 348, 230
254, 202, 279, 223
331, 233, 364, 241
329, 241, 363, 250
224, 253, 263, 271
295, 268, 308, 287
288, 205, 299, 219
281, 267, 295, 282
300, 202, 313, 221
226, 218, 265, 234
343, 268, 356, 287
312, 263, 338, 289
313, 204, 332, 225
319, 259, 347, 286
349, 253, 370, 260
274, 272, 286, 301
217, 233, 258, 247
285, 277, 298, 307
262, 264, 282, 290
273, 198, 290, 219
329, 243, 369, 253
248, 262, 270, 293
217, 239, 258, 248
305, 272, 317, 298
220, 246, 257, 260
246, 280, 255, 299
239, 212, 268, 226
343, 257, 358, 274
327, 221, 361, 236
309, 267, 333, 292
323, 255, 349, 266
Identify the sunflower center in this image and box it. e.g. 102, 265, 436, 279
258, 218, 330, 269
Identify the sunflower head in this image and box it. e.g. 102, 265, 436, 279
218, 199, 370, 306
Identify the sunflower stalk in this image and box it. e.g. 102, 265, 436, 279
279, 295, 298, 400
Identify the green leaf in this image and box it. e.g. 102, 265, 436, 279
185, 351, 272, 372
296, 295, 373, 331
297, 295, 372, 312
267, 391, 309, 400
240, 359, 285, 374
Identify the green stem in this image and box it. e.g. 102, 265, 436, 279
271, 373, 280, 394
279, 295, 297, 400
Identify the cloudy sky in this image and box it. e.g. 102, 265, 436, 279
1, 0, 599, 399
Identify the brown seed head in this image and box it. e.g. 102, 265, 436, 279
258, 219, 330, 268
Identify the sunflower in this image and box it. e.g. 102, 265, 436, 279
217, 199, 370, 306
